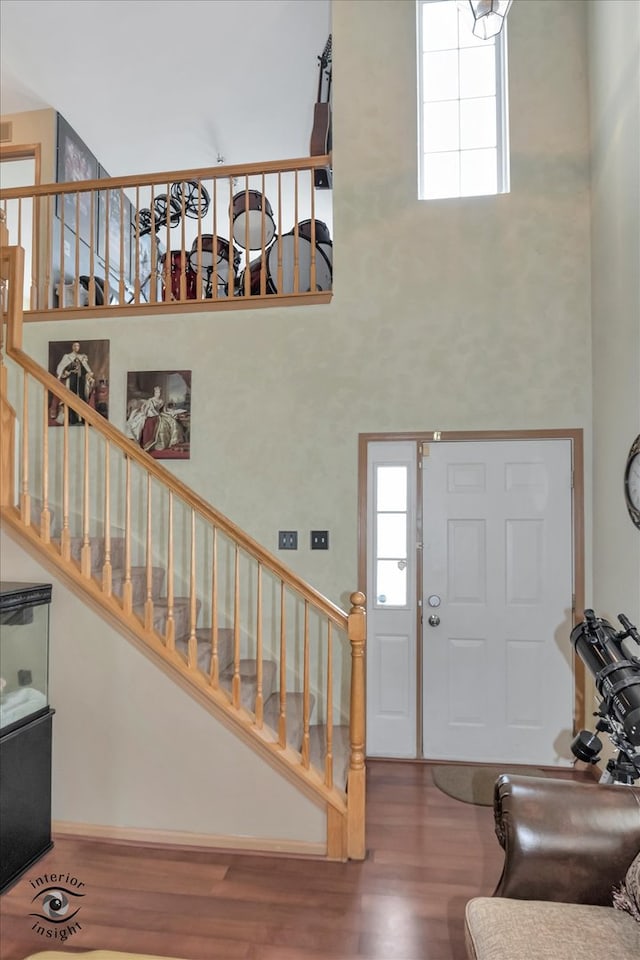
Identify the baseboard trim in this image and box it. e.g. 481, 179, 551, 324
52, 820, 327, 858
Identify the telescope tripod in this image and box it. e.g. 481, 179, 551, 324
599, 750, 640, 786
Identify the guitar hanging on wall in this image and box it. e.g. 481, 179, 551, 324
310, 35, 332, 190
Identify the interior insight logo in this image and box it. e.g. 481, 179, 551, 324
29, 872, 85, 942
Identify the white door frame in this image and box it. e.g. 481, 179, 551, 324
358, 429, 586, 759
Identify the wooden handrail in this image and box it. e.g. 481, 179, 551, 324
1, 240, 366, 859
0, 252, 346, 631
0, 155, 332, 201
2, 156, 334, 317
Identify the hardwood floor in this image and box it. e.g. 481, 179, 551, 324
0, 761, 586, 960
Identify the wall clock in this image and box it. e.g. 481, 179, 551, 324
624, 434, 640, 529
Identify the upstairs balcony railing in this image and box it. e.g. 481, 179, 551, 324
0, 155, 333, 319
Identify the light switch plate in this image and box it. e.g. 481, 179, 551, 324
278, 531, 298, 550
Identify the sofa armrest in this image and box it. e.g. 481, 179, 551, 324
492, 774, 640, 905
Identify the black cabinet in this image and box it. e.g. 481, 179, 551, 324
0, 582, 54, 892
0, 709, 54, 891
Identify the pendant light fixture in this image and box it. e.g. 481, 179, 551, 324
466, 0, 513, 40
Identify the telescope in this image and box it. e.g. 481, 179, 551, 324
570, 609, 640, 785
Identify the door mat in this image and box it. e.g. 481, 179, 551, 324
431, 764, 547, 806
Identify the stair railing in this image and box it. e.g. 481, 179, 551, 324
0, 230, 364, 860
0, 155, 333, 319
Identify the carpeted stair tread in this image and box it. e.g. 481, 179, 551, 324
132, 596, 200, 643
28, 498, 57, 537
264, 691, 315, 752
20, 507, 354, 797
67, 535, 126, 571
175, 628, 234, 674
109, 565, 165, 606
220, 658, 278, 712
309, 723, 350, 792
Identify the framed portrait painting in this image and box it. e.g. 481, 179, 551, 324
48, 338, 110, 427
55, 113, 98, 247
125, 370, 191, 460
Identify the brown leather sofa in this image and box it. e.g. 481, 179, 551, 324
464, 774, 640, 960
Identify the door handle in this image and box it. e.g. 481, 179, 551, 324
428, 614, 440, 627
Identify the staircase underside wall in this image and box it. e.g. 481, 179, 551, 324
1, 532, 327, 849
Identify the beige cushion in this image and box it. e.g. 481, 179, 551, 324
25, 953, 187, 960
465, 898, 640, 960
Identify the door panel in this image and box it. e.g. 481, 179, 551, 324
448, 519, 486, 602
448, 637, 488, 724
422, 440, 574, 765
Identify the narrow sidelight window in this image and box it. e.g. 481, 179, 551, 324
375, 465, 409, 607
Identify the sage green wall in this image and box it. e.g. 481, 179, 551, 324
20, 0, 592, 610
588, 0, 640, 628
4, 0, 600, 836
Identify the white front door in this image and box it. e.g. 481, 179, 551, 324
366, 437, 576, 765
422, 439, 574, 764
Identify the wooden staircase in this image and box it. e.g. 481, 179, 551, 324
70, 526, 352, 790
0, 230, 365, 859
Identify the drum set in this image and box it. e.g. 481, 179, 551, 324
139, 182, 333, 302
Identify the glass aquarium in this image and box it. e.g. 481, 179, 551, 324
0, 582, 52, 733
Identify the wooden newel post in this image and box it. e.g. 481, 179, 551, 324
1, 233, 24, 353
0, 210, 9, 248
347, 590, 366, 860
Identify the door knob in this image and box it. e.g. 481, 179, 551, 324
428, 614, 440, 627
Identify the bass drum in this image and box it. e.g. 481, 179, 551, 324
231, 190, 276, 250
297, 219, 333, 275
188, 235, 240, 292
318, 241, 333, 273
158, 251, 196, 301
266, 231, 332, 294
236, 253, 276, 297
297, 219, 332, 246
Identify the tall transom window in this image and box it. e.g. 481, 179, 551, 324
417, 0, 510, 200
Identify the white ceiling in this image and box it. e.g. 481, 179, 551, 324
0, 0, 331, 178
